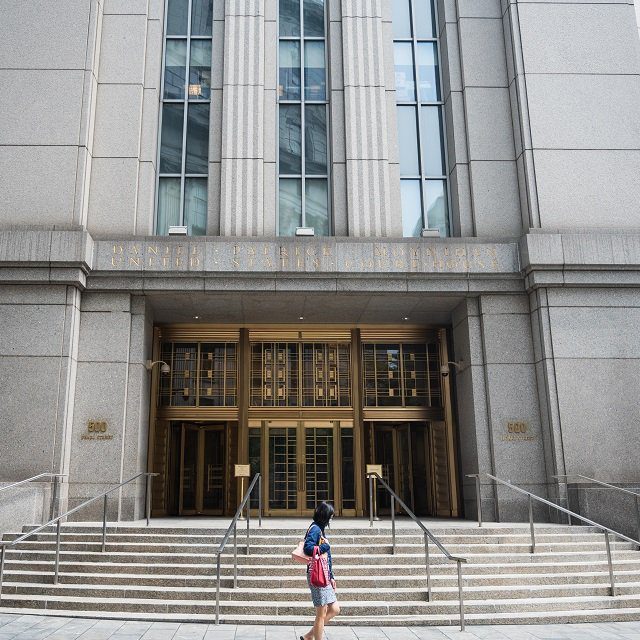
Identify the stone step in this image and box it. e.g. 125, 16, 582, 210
2, 592, 640, 617
5, 568, 640, 589
7, 557, 640, 577
4, 580, 640, 603
3, 531, 611, 545
6, 540, 634, 555
6, 548, 639, 566
3, 604, 640, 626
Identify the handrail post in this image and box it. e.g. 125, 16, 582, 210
635, 495, 640, 550
258, 473, 263, 528
50, 474, 60, 521
54, 519, 62, 585
146, 474, 153, 526
604, 531, 616, 596
0, 545, 5, 602
215, 552, 221, 624
528, 494, 536, 554
233, 521, 238, 588
102, 494, 108, 552
391, 495, 396, 555
457, 559, 465, 632
246, 495, 250, 557
369, 474, 374, 527
424, 532, 431, 601
474, 474, 482, 527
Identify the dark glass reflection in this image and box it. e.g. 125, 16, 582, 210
279, 41, 301, 100
160, 104, 184, 174
167, 0, 188, 35
164, 40, 187, 99
304, 41, 325, 100
191, 0, 213, 35
280, 0, 300, 36
189, 40, 211, 100
279, 105, 302, 174
185, 104, 210, 174
304, 0, 325, 37
305, 105, 327, 175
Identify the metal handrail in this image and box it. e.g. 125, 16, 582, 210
468, 473, 640, 596
367, 472, 467, 631
215, 473, 262, 624
0, 472, 158, 600
554, 474, 640, 542
0, 473, 67, 494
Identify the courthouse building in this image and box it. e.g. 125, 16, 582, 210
1, 0, 639, 527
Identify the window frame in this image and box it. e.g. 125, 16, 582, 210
155, 0, 212, 235
393, 0, 452, 237
276, 0, 333, 236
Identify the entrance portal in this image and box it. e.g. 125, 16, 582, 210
176, 424, 225, 515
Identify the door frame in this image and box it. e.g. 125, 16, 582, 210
263, 420, 341, 517
178, 423, 226, 516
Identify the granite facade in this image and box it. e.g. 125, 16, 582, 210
0, 0, 639, 532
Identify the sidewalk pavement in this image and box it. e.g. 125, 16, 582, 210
1, 615, 640, 640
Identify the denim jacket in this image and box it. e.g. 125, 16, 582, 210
303, 522, 334, 580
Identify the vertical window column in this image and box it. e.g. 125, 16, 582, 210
393, 0, 449, 237
278, 0, 330, 236
157, 0, 213, 236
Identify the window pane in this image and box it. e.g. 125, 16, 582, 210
401, 180, 422, 237
280, 0, 300, 37
304, 0, 325, 37
304, 41, 326, 100
397, 106, 419, 176
305, 179, 329, 235
191, 0, 213, 36
160, 104, 184, 174
392, 0, 411, 39
185, 178, 207, 235
189, 40, 211, 100
305, 105, 327, 175
425, 179, 448, 236
157, 178, 181, 234
185, 103, 210, 174
166, 0, 188, 35
164, 40, 187, 99
279, 41, 301, 100
279, 105, 302, 174
417, 42, 440, 101
394, 42, 415, 101
420, 106, 445, 176
279, 179, 302, 235
414, 0, 436, 38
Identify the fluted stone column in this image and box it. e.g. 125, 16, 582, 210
341, 0, 394, 236
219, 0, 265, 236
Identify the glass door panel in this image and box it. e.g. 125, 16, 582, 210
180, 426, 199, 513
268, 427, 298, 511
397, 423, 414, 512
374, 428, 395, 513
305, 427, 334, 510
203, 428, 224, 514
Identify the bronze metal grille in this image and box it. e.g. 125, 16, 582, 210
363, 342, 442, 407
159, 342, 238, 407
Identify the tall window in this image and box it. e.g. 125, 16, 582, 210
156, 0, 213, 235
278, 0, 330, 236
393, 0, 449, 237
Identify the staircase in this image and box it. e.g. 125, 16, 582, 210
1, 521, 640, 625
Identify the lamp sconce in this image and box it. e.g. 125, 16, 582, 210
440, 360, 465, 377
145, 360, 171, 374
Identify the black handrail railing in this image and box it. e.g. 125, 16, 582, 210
214, 473, 262, 624
367, 472, 467, 631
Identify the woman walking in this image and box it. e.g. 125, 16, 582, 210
300, 501, 340, 640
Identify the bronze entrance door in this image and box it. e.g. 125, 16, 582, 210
178, 424, 225, 515
265, 421, 338, 516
